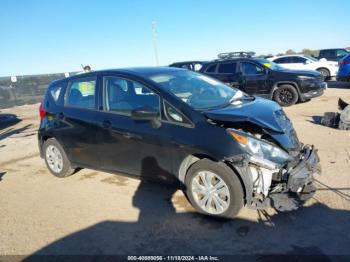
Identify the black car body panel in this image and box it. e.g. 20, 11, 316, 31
199, 58, 326, 102
38, 67, 320, 211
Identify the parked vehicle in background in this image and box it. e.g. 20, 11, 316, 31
268, 55, 338, 79
318, 48, 349, 62
38, 67, 321, 218
199, 52, 326, 106
337, 54, 350, 82
169, 61, 208, 71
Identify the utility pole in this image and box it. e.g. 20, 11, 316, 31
151, 21, 159, 66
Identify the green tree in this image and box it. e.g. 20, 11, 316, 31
285, 49, 296, 55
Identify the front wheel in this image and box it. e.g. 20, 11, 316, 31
185, 159, 244, 218
316, 68, 330, 80
273, 84, 299, 106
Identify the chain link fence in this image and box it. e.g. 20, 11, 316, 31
0, 72, 77, 109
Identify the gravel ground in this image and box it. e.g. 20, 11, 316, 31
0, 82, 350, 258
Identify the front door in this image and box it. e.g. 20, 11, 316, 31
239, 61, 270, 96
95, 75, 176, 179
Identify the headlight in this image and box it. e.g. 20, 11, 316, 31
228, 129, 291, 169
297, 76, 316, 80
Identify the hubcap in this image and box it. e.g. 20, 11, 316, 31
191, 171, 230, 215
46, 145, 63, 173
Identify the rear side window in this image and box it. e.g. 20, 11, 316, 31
205, 64, 217, 73
65, 77, 96, 109
290, 56, 306, 63
320, 50, 334, 57
274, 57, 289, 64
218, 62, 237, 74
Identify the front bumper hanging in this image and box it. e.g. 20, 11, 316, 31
269, 145, 321, 211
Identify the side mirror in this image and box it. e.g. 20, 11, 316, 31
319, 58, 327, 62
304, 60, 312, 64
131, 106, 161, 128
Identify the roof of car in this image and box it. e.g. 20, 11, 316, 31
58, 67, 186, 82
205, 57, 264, 64
271, 54, 305, 58
170, 61, 209, 65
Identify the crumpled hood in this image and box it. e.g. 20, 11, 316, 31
205, 97, 284, 133
204, 97, 301, 151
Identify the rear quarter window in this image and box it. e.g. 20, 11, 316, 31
49, 83, 63, 102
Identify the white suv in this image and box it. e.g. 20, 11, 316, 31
268, 55, 338, 79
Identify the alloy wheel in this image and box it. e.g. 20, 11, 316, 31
279, 89, 294, 104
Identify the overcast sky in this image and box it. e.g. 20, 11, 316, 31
0, 0, 349, 76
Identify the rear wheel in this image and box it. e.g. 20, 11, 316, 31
185, 159, 244, 218
273, 84, 299, 107
43, 138, 75, 178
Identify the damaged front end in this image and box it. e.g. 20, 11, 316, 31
246, 144, 320, 212
205, 99, 321, 211
227, 134, 321, 211
226, 127, 321, 211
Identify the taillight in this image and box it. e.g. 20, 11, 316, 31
339, 60, 350, 66
39, 102, 46, 121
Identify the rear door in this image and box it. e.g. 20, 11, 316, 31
58, 76, 101, 167
239, 61, 270, 96
288, 56, 307, 69
214, 62, 240, 88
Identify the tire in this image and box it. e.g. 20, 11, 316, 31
273, 84, 299, 107
185, 159, 244, 218
316, 68, 330, 80
43, 138, 75, 178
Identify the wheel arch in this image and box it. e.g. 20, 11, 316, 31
177, 154, 250, 204
270, 81, 301, 100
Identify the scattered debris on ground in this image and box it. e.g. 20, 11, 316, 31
321, 98, 350, 130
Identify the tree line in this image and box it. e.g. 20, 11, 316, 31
258, 47, 350, 58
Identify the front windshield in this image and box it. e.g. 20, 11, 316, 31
255, 58, 285, 71
148, 70, 248, 110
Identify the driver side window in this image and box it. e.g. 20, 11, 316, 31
103, 76, 160, 115
241, 62, 264, 75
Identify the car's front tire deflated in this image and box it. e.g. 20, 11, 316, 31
185, 159, 244, 219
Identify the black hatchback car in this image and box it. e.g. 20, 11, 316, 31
38, 67, 320, 218
199, 56, 326, 106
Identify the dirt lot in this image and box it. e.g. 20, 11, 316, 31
1, 82, 350, 257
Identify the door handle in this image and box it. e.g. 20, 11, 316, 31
57, 112, 65, 120
102, 120, 112, 129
